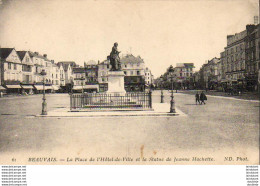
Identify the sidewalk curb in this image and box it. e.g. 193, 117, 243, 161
176, 92, 260, 103
34, 103, 187, 118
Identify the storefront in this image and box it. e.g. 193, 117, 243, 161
34, 85, 53, 93
52, 85, 60, 93
72, 84, 99, 93
5, 85, 22, 94
21, 85, 34, 95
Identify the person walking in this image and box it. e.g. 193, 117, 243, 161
195, 91, 200, 105
200, 91, 207, 105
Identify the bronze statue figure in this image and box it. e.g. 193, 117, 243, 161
109, 42, 121, 71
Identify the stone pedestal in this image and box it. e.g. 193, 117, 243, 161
106, 71, 126, 94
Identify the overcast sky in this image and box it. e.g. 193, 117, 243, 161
0, 0, 258, 77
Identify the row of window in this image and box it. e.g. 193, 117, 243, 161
124, 71, 141, 76
247, 64, 258, 73
226, 44, 244, 55
5, 72, 21, 81
8, 63, 17, 70
99, 63, 141, 70
179, 73, 193, 77
224, 61, 246, 72
22, 65, 31, 72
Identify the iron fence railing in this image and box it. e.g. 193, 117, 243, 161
70, 92, 152, 110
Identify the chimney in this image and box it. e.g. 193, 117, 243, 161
246, 24, 256, 33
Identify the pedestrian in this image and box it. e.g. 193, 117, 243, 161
195, 91, 200, 105
200, 91, 207, 105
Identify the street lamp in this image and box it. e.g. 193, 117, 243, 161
40, 69, 47, 115
168, 66, 176, 113
160, 75, 164, 103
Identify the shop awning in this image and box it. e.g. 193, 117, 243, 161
34, 85, 53, 90
73, 85, 99, 90
21, 85, 34, 89
73, 86, 84, 90
0, 86, 6, 90
85, 85, 99, 90
34, 85, 44, 90
45, 85, 53, 90
52, 85, 60, 90
5, 85, 21, 89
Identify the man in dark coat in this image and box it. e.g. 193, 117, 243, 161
195, 91, 200, 105
200, 91, 207, 105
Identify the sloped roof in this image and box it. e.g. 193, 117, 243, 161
120, 54, 144, 64
57, 61, 77, 71
17, 51, 27, 61
72, 67, 85, 73
57, 61, 76, 66
0, 48, 14, 59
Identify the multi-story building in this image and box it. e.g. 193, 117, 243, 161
220, 51, 226, 83
203, 58, 219, 90
72, 65, 99, 93
0, 48, 23, 93
216, 59, 222, 88
174, 63, 195, 89
28, 51, 46, 84
17, 51, 33, 84
28, 52, 54, 93
98, 59, 110, 83
57, 61, 76, 85
51, 61, 60, 91
72, 67, 85, 93
256, 24, 260, 87
17, 51, 34, 94
144, 67, 153, 87
57, 61, 77, 92
120, 54, 146, 91
223, 29, 247, 90
59, 65, 65, 86
245, 24, 259, 91
121, 54, 145, 76
84, 60, 98, 84
97, 59, 110, 92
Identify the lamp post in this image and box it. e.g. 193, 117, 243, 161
40, 69, 47, 115
160, 75, 164, 103
168, 66, 176, 113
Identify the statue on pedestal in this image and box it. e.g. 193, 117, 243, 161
109, 42, 121, 71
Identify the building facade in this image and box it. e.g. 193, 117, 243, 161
174, 63, 195, 89
144, 67, 153, 87
245, 25, 259, 91
0, 48, 23, 93
120, 54, 146, 91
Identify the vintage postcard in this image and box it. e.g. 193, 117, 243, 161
0, 0, 259, 165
